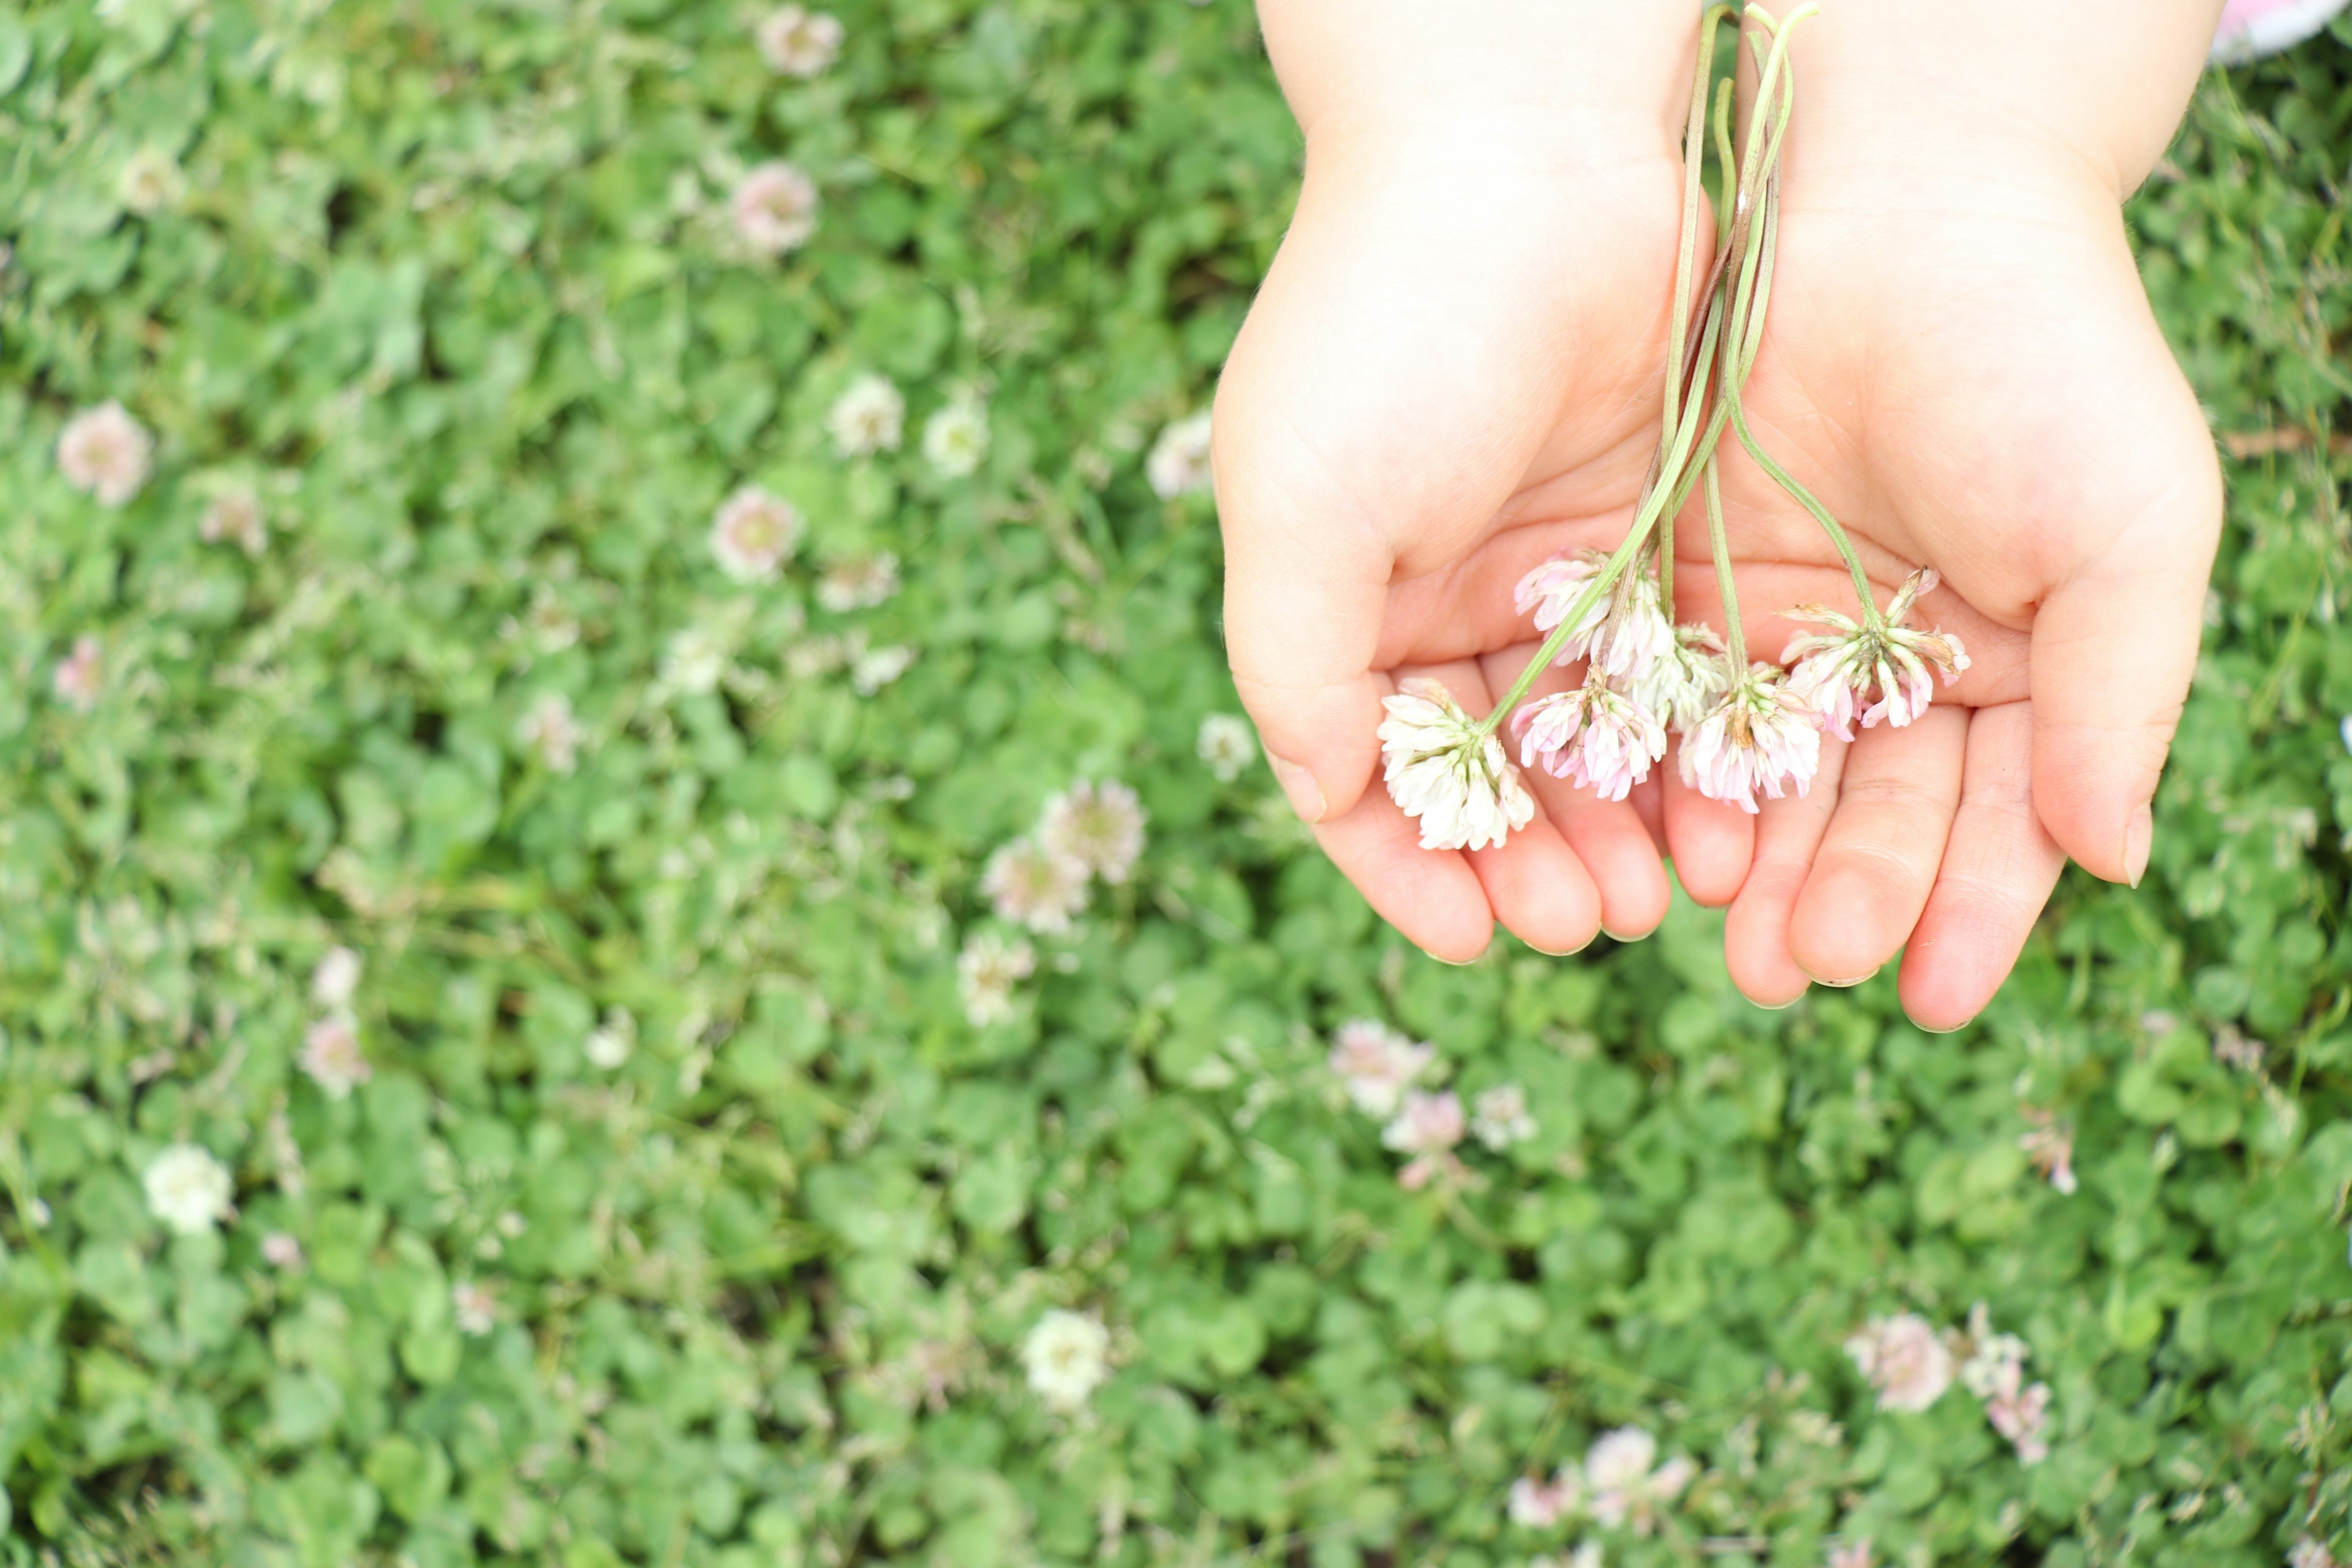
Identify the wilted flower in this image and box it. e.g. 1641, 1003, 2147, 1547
755, 4, 843, 75
517, 692, 584, 774
1327, 1019, 1434, 1118
1678, 665, 1822, 814
731, 161, 819, 255
1039, 779, 1147, 884
311, 946, 362, 1008
1985, 1379, 2052, 1465
827, 374, 905, 456
818, 552, 900, 612
1145, 411, 1213, 498
1583, 1427, 1695, 1536
261, 1231, 304, 1270
1515, 549, 1613, 665
850, 643, 914, 695
1382, 1090, 1465, 1155
144, 1144, 234, 1235
1513, 681, 1665, 802
300, 1015, 372, 1099
1472, 1083, 1537, 1150
957, 930, 1036, 1027
51, 636, 104, 710
1379, 678, 1536, 852
1021, 1309, 1110, 1409
584, 1008, 635, 1069
923, 399, 991, 478
1509, 1469, 1582, 1529
1958, 1303, 2051, 1464
451, 1280, 497, 1336
118, 146, 186, 214
710, 485, 802, 581
1844, 1312, 1954, 1412
2018, 1109, 2077, 1195
1626, 623, 1730, 733
1781, 569, 1970, 741
1196, 714, 1258, 782
2211, 1024, 2265, 1074
58, 402, 153, 506
199, 488, 267, 555
982, 839, 1089, 933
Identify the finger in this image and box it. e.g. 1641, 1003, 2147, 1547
1485, 649, 1672, 942
1312, 776, 1500, 967
1663, 733, 1756, 907
1786, 704, 1968, 986
1898, 703, 2066, 1031
1722, 733, 1849, 1007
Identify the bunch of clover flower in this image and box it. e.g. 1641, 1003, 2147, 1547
1381, 4, 1969, 846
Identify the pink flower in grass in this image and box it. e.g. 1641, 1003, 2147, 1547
731, 162, 819, 255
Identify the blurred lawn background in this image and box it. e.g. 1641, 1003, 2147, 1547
2, 3, 2351, 1565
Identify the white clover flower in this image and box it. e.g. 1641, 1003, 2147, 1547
731, 161, 820, 255
755, 4, 843, 75
827, 373, 905, 456
312, 946, 363, 1009
818, 552, 900, 612
1678, 665, 1822, 815
58, 402, 153, 507
957, 930, 1036, 1027
584, 1007, 635, 1069
1844, 1312, 1955, 1412
1145, 411, 1213, 499
1020, 1309, 1110, 1409
923, 399, 991, 478
2211, 1024, 2265, 1073
1512, 681, 1665, 802
1985, 1379, 2052, 1465
1585, 570, 1676, 685
1196, 714, 1257, 782
1378, 677, 1536, 852
51, 636, 104, 711
1039, 779, 1147, 884
982, 839, 1090, 933
299, 1014, 372, 1099
1508, 1469, 1581, 1529
1781, 569, 1970, 741
1471, 1084, 1537, 1150
850, 643, 914, 695
261, 1231, 304, 1270
118, 146, 186, 214
199, 488, 267, 556
1626, 623, 1730, 734
1382, 1089, 1466, 1155
517, 692, 584, 774
2340, 714, 2352, 758
660, 625, 731, 696
1583, 1427, 1695, 1536
1827, 1540, 1875, 1568
1327, 1019, 1434, 1118
451, 1279, 497, 1336
144, 1144, 235, 1235
1514, 550, 1613, 665
710, 485, 802, 581
2290, 1539, 2340, 1568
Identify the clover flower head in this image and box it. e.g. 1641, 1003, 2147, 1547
957, 930, 1036, 1027
982, 838, 1089, 933
1513, 549, 1613, 664
452, 1279, 497, 1336
710, 485, 802, 581
1328, 1020, 1434, 1118
1508, 1468, 1583, 1529
518, 692, 584, 774
311, 946, 363, 1009
1146, 411, 1214, 499
119, 146, 186, 214
1586, 568, 1676, 684
52, 636, 104, 711
1844, 1311, 1954, 1412
1382, 1091, 1466, 1186
300, 1015, 372, 1099
827, 373, 904, 456
200, 488, 268, 556
1472, 1083, 1537, 1150
2018, 1118, 2077, 1195
1196, 713, 1258, 782
1039, 778, 1147, 884
262, 1232, 304, 1269
144, 1144, 234, 1235
1781, 568, 1969, 741
1021, 1309, 1110, 1409
584, 1008, 636, 1070
818, 552, 901, 612
755, 4, 843, 76
850, 643, 914, 695
58, 402, 153, 506
1626, 622, 1731, 734
1678, 664, 1822, 814
1379, 678, 1535, 851
923, 398, 990, 478
731, 161, 819, 255
1583, 1426, 1695, 1536
2290, 1539, 2340, 1568
1827, 1540, 1876, 1568
1512, 680, 1665, 802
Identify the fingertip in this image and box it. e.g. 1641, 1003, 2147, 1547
1663, 778, 1755, 907
1467, 820, 1604, 960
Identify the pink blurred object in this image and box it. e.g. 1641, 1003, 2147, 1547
2212, 0, 2348, 61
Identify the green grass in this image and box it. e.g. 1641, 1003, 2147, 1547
0, 4, 2348, 1565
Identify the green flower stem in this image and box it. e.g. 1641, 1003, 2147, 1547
1704, 454, 1747, 668
1666, 6, 1738, 442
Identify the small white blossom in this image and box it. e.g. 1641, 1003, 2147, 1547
1515, 551, 1612, 665
1826, 1540, 1874, 1568
923, 399, 991, 478
755, 4, 843, 75
2290, 1539, 2340, 1568
1039, 779, 1147, 884
451, 1280, 497, 1336
850, 643, 914, 695
1021, 1309, 1110, 1409
1328, 1020, 1434, 1118
1958, 1303, 2051, 1464
1513, 680, 1665, 802
2340, 714, 2352, 758
118, 146, 186, 214
517, 692, 584, 774
1145, 411, 1214, 498
261, 1231, 304, 1269
1379, 677, 1536, 852
58, 402, 153, 506
818, 552, 900, 612
982, 839, 1090, 933
299, 1015, 372, 1099
1585, 570, 1676, 685
51, 636, 104, 710
1509, 1469, 1582, 1529
710, 485, 802, 581
731, 161, 819, 255
311, 945, 363, 1008
2212, 1024, 2266, 1073
144, 1144, 234, 1235
199, 488, 268, 556
660, 625, 731, 696
584, 1007, 635, 1069
1583, 1427, 1695, 1536
1196, 714, 1257, 782
957, 931, 1036, 1027
827, 373, 905, 456
1679, 665, 1822, 815
1472, 1084, 1537, 1150
1626, 624, 1730, 734
1382, 1090, 1466, 1155
1782, 569, 1970, 741
1844, 1312, 1954, 1412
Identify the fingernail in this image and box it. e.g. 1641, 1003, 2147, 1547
1812, 968, 1879, 989
1528, 936, 1596, 958
1918, 1017, 1974, 1035
2123, 802, 2153, 889
1420, 946, 1485, 967
1752, 994, 1803, 1011
1268, 753, 1326, 824
1601, 925, 1657, 944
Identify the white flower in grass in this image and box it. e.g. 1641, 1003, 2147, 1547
1567, 1545, 1603, 1568
957, 931, 1035, 1027
1508, 1468, 1582, 1529
982, 839, 1089, 933
145, 1144, 234, 1235
1826, 1540, 1875, 1568
1626, 624, 1730, 734
1021, 1309, 1110, 1409
451, 1279, 497, 1336
2340, 714, 2352, 758
827, 374, 905, 456
1382, 1090, 1465, 1156
518, 692, 584, 774
1513, 681, 1665, 802
818, 552, 900, 612
199, 488, 268, 556
2211, 1024, 2266, 1073
118, 146, 186, 214
584, 1007, 635, 1069
261, 1231, 304, 1270
660, 624, 731, 696
1583, 1427, 1695, 1536
312, 946, 363, 1008
1040, 779, 1147, 883
1472, 1084, 1537, 1150
51, 636, 104, 711
58, 402, 153, 506
1145, 411, 1214, 498
2018, 1116, 2078, 1195
1196, 714, 1257, 782
1781, 568, 1970, 741
300, 1015, 372, 1099
923, 399, 991, 478
1844, 1311, 1954, 1412
710, 485, 802, 581
731, 161, 819, 255
1327, 1020, 1433, 1118
2290, 1539, 2340, 1568
1379, 677, 1535, 852
850, 643, 914, 695
755, 4, 843, 75
1678, 665, 1822, 815
1514, 550, 1612, 664
1958, 1303, 2052, 1465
